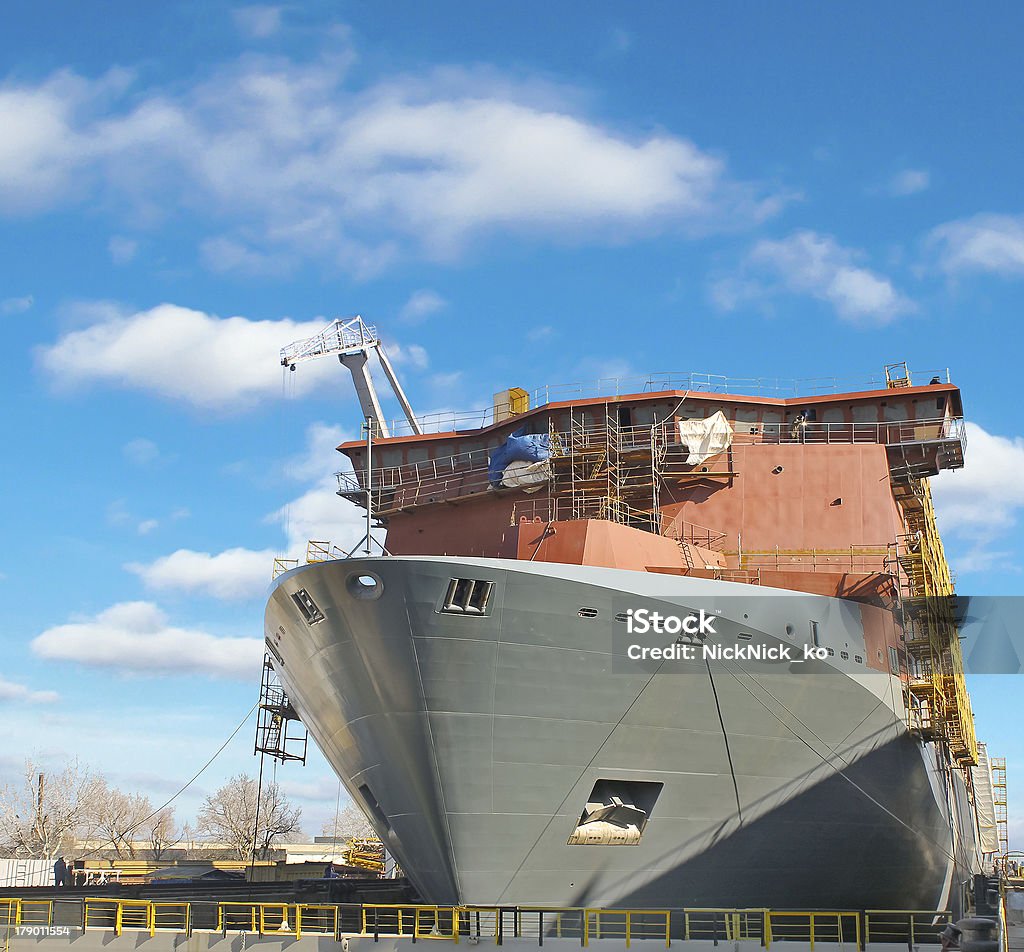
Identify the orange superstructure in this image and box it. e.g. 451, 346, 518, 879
333, 365, 975, 766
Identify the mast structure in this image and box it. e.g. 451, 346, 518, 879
280, 316, 422, 438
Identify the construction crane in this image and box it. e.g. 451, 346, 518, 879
280, 316, 422, 438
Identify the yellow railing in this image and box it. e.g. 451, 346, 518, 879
361, 904, 459, 940
684, 908, 767, 942
84, 898, 190, 936
7, 898, 957, 947
584, 909, 671, 948
864, 909, 951, 946
766, 911, 860, 949
219, 901, 291, 934
296, 905, 339, 938
0, 900, 53, 928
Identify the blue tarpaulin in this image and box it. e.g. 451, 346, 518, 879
488, 428, 551, 486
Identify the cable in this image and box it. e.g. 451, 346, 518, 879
494, 646, 721, 903
250, 751, 267, 878
77, 699, 260, 861
705, 658, 744, 823
716, 657, 962, 866
329, 780, 343, 863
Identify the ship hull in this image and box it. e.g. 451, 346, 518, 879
265, 556, 981, 911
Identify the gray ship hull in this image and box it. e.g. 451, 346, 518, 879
265, 556, 982, 911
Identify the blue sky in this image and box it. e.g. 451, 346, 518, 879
1, 1, 1023, 848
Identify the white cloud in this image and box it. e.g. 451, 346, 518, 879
399, 289, 447, 324
427, 371, 463, 392
948, 546, 1016, 575
885, 168, 929, 197
123, 437, 160, 465
270, 422, 369, 557
136, 518, 159, 535
128, 423, 362, 601
0, 52, 787, 274
0, 677, 59, 705
31, 602, 263, 680
270, 482, 367, 557
108, 235, 137, 265
1, 294, 33, 315
283, 422, 348, 483
933, 423, 1024, 535
233, 5, 285, 39
712, 230, 915, 324
106, 498, 131, 526
126, 547, 277, 600
389, 342, 429, 370
199, 236, 293, 276
278, 774, 343, 803
930, 213, 1024, 277
38, 303, 365, 409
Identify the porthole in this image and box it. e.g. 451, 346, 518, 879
347, 572, 384, 601
840, 651, 849, 660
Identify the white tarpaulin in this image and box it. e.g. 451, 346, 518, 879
501, 459, 549, 492
972, 742, 1000, 854
678, 410, 733, 465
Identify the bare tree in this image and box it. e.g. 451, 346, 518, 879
0, 759, 103, 858
321, 803, 375, 842
197, 774, 302, 860
143, 808, 182, 861
88, 783, 153, 858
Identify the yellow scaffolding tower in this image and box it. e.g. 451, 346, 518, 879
890, 478, 977, 766
992, 758, 1008, 857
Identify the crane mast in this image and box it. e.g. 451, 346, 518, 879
280, 316, 422, 437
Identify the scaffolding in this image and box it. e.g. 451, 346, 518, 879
888, 478, 977, 765
544, 409, 736, 532
337, 414, 959, 517
254, 656, 309, 766
885, 361, 913, 389
992, 757, 1008, 857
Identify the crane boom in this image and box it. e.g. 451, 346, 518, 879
280, 316, 422, 437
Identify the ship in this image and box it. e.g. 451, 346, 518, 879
264, 318, 999, 914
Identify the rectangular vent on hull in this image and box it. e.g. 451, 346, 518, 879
441, 578, 494, 615
291, 589, 325, 625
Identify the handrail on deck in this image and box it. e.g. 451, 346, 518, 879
337, 416, 963, 509
5, 898, 957, 948
0, 899, 53, 928
378, 369, 954, 436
